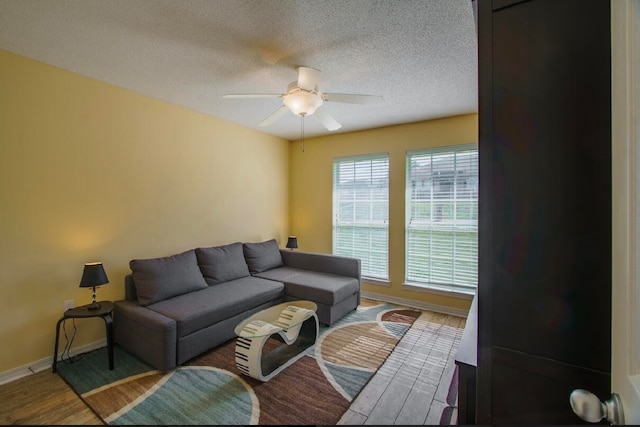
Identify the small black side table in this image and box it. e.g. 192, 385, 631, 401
52, 301, 114, 373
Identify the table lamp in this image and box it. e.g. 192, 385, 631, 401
286, 236, 298, 250
80, 262, 109, 310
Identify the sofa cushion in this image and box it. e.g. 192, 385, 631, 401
243, 239, 284, 274
146, 276, 285, 338
196, 242, 250, 285
254, 266, 359, 306
130, 249, 208, 306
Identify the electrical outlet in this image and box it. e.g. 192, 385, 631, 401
64, 300, 75, 311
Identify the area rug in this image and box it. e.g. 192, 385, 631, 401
56, 299, 422, 425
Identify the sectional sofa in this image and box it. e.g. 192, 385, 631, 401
113, 239, 361, 372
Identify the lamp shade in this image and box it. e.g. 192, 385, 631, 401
286, 236, 298, 249
79, 262, 109, 288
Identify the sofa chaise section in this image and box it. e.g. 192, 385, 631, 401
254, 249, 361, 326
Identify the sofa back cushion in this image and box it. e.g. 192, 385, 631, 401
196, 242, 250, 285
243, 239, 284, 274
130, 249, 208, 306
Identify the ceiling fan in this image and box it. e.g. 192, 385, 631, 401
223, 66, 384, 131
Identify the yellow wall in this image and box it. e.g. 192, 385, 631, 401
0, 49, 290, 373
289, 114, 478, 312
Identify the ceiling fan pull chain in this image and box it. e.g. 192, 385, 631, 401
300, 114, 305, 153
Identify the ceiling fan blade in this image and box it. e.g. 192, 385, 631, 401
223, 93, 283, 99
259, 105, 290, 127
297, 67, 320, 91
313, 106, 342, 131
323, 93, 384, 105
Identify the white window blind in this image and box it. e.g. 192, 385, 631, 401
333, 154, 389, 280
405, 145, 478, 292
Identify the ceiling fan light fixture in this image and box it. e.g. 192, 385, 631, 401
283, 89, 323, 116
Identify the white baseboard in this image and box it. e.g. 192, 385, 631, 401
361, 290, 470, 318
0, 339, 106, 386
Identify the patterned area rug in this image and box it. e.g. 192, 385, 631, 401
56, 299, 421, 425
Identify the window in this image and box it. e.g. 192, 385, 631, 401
405, 145, 478, 293
333, 154, 389, 280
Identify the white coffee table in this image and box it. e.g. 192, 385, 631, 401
234, 300, 318, 382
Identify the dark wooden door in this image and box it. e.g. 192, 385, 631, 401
477, 0, 612, 423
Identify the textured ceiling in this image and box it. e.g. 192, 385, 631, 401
0, 0, 478, 141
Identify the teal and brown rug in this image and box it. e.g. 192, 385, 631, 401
56, 299, 422, 425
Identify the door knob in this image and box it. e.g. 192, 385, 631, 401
569, 389, 624, 425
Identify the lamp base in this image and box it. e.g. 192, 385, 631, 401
86, 286, 101, 310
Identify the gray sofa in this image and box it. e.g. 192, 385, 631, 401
113, 239, 361, 372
